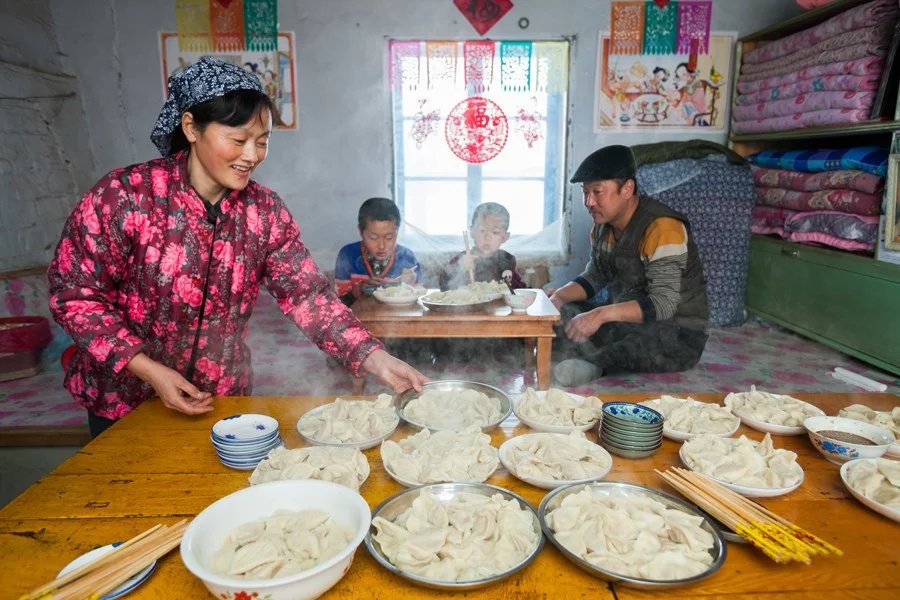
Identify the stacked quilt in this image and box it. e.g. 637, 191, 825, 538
733, 0, 898, 134
749, 147, 886, 252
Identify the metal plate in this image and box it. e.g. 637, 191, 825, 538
365, 482, 544, 590
419, 293, 499, 313
538, 481, 726, 589
395, 380, 512, 432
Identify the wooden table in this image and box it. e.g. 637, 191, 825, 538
351, 289, 561, 391
2, 393, 898, 599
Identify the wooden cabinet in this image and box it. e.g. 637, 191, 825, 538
731, 0, 900, 376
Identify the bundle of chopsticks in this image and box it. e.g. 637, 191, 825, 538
657, 468, 842, 564
20, 520, 187, 600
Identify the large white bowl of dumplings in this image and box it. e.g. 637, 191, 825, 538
180, 479, 371, 600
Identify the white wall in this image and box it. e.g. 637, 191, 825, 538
30, 0, 802, 282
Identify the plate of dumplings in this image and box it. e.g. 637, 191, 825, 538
499, 432, 613, 489
512, 388, 603, 434
838, 404, 900, 459
840, 457, 900, 523
723, 387, 824, 435
678, 433, 805, 498
639, 396, 740, 442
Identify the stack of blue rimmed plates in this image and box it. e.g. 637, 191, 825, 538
211, 413, 282, 470
599, 402, 664, 459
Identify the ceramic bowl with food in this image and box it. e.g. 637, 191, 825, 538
803, 416, 895, 465
502, 290, 537, 313
180, 480, 370, 600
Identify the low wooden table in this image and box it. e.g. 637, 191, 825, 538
2, 393, 898, 599
351, 289, 561, 391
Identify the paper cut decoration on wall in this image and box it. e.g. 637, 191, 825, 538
390, 40, 422, 90
676, 1, 712, 54
175, 0, 277, 52
643, 0, 678, 54
464, 40, 495, 92
516, 98, 545, 148
210, 0, 245, 52
160, 31, 297, 129
611, 1, 645, 55
244, 0, 278, 51
534, 41, 568, 93
426, 41, 458, 89
445, 96, 508, 163
176, 0, 211, 51
500, 41, 532, 91
411, 100, 442, 148
453, 0, 514, 36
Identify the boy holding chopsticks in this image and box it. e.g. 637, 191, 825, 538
334, 197, 420, 305
438, 202, 525, 291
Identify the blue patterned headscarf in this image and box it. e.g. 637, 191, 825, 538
151, 57, 265, 156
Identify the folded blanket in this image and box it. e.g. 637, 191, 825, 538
752, 206, 879, 251
731, 107, 873, 134
737, 56, 884, 94
735, 73, 882, 105
733, 90, 875, 121
631, 139, 746, 167
745, 0, 898, 65
755, 186, 882, 215
748, 147, 888, 176
741, 23, 894, 76
751, 165, 883, 195
740, 34, 892, 83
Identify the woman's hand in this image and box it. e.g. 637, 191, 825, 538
361, 348, 428, 393
564, 309, 604, 343
127, 353, 214, 415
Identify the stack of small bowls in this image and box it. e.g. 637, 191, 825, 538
211, 413, 283, 470
599, 402, 664, 459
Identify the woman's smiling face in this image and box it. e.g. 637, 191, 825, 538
183, 107, 272, 202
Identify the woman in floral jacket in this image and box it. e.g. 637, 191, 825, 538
48, 58, 426, 436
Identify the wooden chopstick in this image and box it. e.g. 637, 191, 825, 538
20, 520, 187, 600
656, 468, 841, 564
462, 230, 475, 284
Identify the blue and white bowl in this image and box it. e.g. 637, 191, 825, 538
804, 416, 894, 465
602, 402, 664, 427
211, 414, 282, 470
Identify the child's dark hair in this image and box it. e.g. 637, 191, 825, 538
358, 197, 401, 231
169, 89, 273, 155
471, 202, 510, 230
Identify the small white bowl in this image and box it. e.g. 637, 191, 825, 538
840, 458, 900, 523
180, 480, 370, 600
512, 390, 601, 434
804, 416, 895, 465
502, 290, 537, 313
373, 286, 427, 305
499, 434, 612, 489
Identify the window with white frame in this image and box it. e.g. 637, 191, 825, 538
389, 39, 570, 267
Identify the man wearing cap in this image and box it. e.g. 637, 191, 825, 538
549, 144, 708, 386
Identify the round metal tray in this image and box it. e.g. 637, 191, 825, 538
538, 480, 726, 589
394, 380, 513, 432
365, 482, 544, 590
419, 293, 499, 313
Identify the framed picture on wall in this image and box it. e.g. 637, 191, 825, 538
159, 32, 297, 130
593, 31, 736, 132
885, 154, 900, 250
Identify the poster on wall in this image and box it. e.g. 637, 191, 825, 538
593, 31, 735, 133
159, 31, 297, 129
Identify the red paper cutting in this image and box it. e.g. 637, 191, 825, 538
445, 96, 508, 163
453, 0, 514, 36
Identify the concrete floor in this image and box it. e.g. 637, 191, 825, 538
0, 446, 80, 508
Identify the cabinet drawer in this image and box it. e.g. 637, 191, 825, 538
746, 236, 900, 375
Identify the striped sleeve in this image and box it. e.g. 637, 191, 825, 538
637, 217, 689, 322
